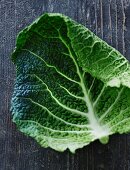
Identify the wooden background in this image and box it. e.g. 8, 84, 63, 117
1, 0, 130, 169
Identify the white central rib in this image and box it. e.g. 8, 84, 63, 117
78, 73, 110, 138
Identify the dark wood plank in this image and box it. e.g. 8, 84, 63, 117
0, 0, 130, 169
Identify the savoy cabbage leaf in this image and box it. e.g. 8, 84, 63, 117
11, 13, 130, 153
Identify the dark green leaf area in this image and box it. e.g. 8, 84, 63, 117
16, 37, 79, 82
12, 77, 89, 128
14, 49, 87, 109
12, 42, 90, 131
12, 97, 89, 132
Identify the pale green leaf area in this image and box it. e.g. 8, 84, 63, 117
11, 13, 130, 153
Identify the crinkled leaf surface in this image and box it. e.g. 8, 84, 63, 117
11, 13, 130, 153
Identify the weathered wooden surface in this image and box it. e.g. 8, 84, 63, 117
1, 0, 130, 169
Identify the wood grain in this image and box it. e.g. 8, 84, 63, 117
0, 0, 130, 169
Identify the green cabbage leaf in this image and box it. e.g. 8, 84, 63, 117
11, 13, 130, 153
